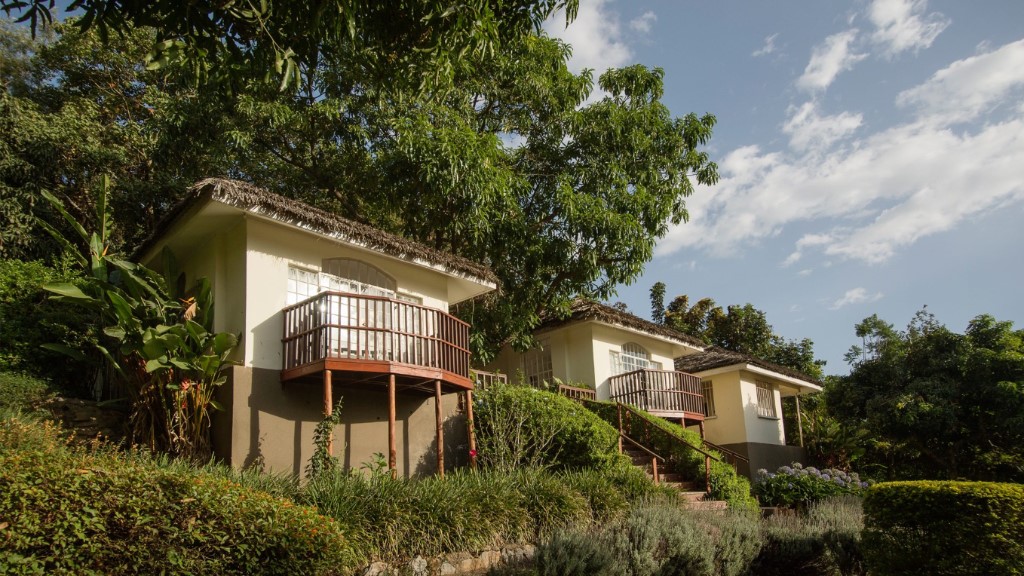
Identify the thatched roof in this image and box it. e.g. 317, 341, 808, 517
674, 346, 820, 386
134, 178, 497, 285
537, 299, 706, 349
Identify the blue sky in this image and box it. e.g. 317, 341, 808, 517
544, 0, 1024, 375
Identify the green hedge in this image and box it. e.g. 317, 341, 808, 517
862, 481, 1024, 576
0, 415, 356, 575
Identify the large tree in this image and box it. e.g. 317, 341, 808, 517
3, 18, 719, 362
649, 283, 824, 380
828, 309, 1024, 481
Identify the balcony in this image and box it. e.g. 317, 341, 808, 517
281, 291, 471, 390
608, 368, 707, 423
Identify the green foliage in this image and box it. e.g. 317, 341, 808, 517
862, 481, 1024, 576
829, 309, 1024, 481
473, 383, 627, 471
0, 371, 58, 418
752, 496, 866, 576
0, 413, 356, 575
754, 463, 868, 508
649, 286, 825, 380
306, 398, 344, 479
535, 501, 762, 576
40, 180, 238, 461
303, 465, 644, 563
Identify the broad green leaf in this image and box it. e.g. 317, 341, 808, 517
41, 343, 87, 361
209, 399, 225, 411
212, 332, 238, 355
43, 282, 91, 300
103, 326, 127, 340
106, 291, 135, 326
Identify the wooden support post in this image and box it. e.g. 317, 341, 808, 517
698, 420, 705, 441
705, 455, 712, 495
652, 457, 659, 485
435, 380, 444, 478
465, 390, 477, 469
323, 369, 333, 456
388, 374, 397, 479
616, 403, 624, 454
795, 393, 805, 448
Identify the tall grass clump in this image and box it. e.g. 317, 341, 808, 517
751, 495, 866, 576
0, 413, 355, 575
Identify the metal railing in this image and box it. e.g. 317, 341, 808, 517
282, 291, 470, 377
608, 369, 707, 416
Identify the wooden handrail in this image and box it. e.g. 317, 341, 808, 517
608, 368, 707, 416
618, 403, 723, 463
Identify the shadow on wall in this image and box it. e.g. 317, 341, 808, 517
413, 412, 470, 477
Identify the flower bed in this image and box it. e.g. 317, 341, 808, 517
755, 463, 869, 508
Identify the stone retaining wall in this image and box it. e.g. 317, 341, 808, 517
360, 544, 535, 576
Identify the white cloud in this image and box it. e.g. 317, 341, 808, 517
544, 0, 632, 75
896, 39, 1024, 126
797, 29, 867, 92
657, 39, 1024, 266
630, 11, 657, 33
829, 288, 884, 310
752, 33, 779, 57
868, 0, 950, 57
782, 101, 863, 153
797, 269, 813, 277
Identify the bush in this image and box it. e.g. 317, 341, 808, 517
0, 259, 93, 388
535, 501, 762, 576
0, 371, 58, 415
862, 481, 1024, 576
754, 462, 868, 507
752, 496, 865, 576
473, 383, 629, 471
0, 414, 356, 575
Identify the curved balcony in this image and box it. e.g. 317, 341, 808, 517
281, 291, 471, 390
609, 368, 707, 423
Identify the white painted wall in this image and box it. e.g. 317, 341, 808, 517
700, 371, 747, 446
739, 372, 785, 445
244, 217, 456, 370
590, 324, 680, 401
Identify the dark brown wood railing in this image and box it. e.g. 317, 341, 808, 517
557, 384, 597, 402
608, 369, 707, 416
282, 291, 470, 378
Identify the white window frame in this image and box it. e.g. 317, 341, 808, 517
701, 379, 716, 418
756, 380, 778, 419
521, 342, 553, 388
610, 342, 659, 376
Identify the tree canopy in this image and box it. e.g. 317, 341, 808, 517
649, 283, 824, 380
1, 16, 718, 362
827, 309, 1024, 481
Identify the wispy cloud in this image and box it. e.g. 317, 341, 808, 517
829, 288, 884, 310
544, 0, 632, 75
797, 29, 867, 92
782, 101, 863, 153
753, 33, 779, 57
657, 39, 1024, 266
868, 0, 950, 57
630, 11, 657, 33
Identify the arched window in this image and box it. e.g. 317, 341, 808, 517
322, 258, 396, 295
610, 342, 662, 375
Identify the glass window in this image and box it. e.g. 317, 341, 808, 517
756, 381, 777, 418
701, 379, 716, 417
521, 342, 553, 388
613, 342, 651, 375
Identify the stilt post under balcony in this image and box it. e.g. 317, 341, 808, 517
796, 393, 805, 447
435, 379, 444, 478
388, 374, 397, 479
323, 370, 333, 456
466, 390, 477, 469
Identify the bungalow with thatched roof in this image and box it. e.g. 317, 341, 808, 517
136, 178, 497, 478
484, 300, 820, 479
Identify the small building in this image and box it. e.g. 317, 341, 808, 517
136, 179, 497, 477
487, 300, 821, 478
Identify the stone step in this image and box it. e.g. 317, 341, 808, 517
682, 499, 729, 511
678, 491, 708, 502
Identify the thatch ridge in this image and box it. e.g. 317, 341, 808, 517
537, 299, 707, 349
674, 346, 820, 386
134, 178, 497, 285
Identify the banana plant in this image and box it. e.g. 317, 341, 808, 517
39, 176, 237, 460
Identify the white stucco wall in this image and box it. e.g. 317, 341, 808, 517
589, 324, 679, 401
699, 371, 747, 446
739, 372, 785, 445
243, 217, 456, 370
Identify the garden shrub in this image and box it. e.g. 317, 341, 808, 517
0, 414, 356, 575
862, 481, 1024, 576
754, 462, 868, 507
0, 371, 58, 415
751, 496, 865, 576
473, 383, 628, 471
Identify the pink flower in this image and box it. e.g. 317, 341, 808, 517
469, 449, 477, 458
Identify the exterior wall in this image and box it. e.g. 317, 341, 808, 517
700, 371, 747, 446
589, 324, 682, 401
244, 217, 452, 371
739, 371, 785, 446
213, 366, 468, 478
717, 442, 806, 480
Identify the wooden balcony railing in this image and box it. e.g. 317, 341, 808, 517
471, 369, 507, 389
282, 291, 470, 379
608, 369, 707, 417
557, 384, 597, 402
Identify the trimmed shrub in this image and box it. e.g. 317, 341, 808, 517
0, 415, 356, 575
755, 462, 868, 507
752, 496, 865, 576
0, 371, 58, 415
862, 481, 1024, 576
473, 383, 629, 471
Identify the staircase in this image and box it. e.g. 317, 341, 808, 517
621, 444, 728, 511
